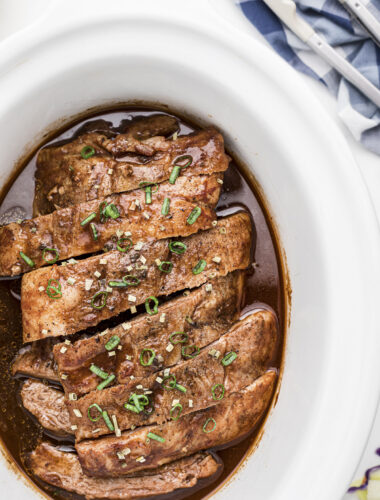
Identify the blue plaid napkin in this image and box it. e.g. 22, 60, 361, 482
237, 0, 380, 155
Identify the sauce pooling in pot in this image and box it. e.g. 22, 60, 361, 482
0, 107, 285, 500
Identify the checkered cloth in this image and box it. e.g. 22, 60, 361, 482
237, 0, 380, 155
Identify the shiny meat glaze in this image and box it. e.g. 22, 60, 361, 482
22, 213, 251, 341
29, 442, 222, 500
21, 379, 72, 436
34, 124, 229, 215
12, 339, 59, 381
68, 310, 277, 441
0, 173, 222, 276
54, 273, 244, 397
76, 371, 276, 477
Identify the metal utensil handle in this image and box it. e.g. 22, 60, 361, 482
308, 32, 380, 107
341, 0, 380, 45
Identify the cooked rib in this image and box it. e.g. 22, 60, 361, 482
29, 442, 222, 500
76, 371, 276, 477
69, 310, 277, 441
54, 273, 244, 397
1, 173, 222, 276
12, 340, 58, 381
20, 379, 71, 436
22, 213, 251, 342
34, 126, 229, 215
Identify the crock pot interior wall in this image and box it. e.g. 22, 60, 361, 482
0, 9, 378, 500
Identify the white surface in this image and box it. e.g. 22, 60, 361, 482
0, 1, 379, 499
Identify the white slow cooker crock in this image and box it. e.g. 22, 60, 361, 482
0, 1, 380, 499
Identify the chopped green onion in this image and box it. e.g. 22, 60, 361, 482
203, 418, 216, 433
80, 212, 96, 226
90, 364, 109, 380
145, 185, 152, 204
175, 383, 187, 393
139, 181, 159, 193
169, 332, 188, 345
124, 403, 140, 413
90, 222, 98, 241
169, 241, 187, 255
181, 345, 200, 359
147, 432, 165, 443
81, 146, 95, 159
117, 237, 132, 253
170, 403, 183, 421
174, 155, 193, 169
128, 393, 149, 413
211, 384, 225, 401
20, 251, 34, 268
187, 206, 202, 225
159, 261, 173, 274
97, 374, 115, 390
169, 165, 181, 184
91, 291, 108, 309
145, 296, 159, 315
162, 374, 177, 390
102, 410, 114, 431
108, 280, 127, 288
46, 279, 62, 299
221, 351, 237, 366
139, 348, 156, 367
192, 259, 206, 275
161, 197, 170, 216
103, 203, 120, 220
105, 335, 121, 351
87, 403, 102, 422
122, 275, 140, 287
42, 247, 59, 264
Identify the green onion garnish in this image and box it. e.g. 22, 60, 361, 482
103, 203, 120, 220
81, 146, 95, 159
42, 247, 59, 264
87, 403, 102, 422
168, 241, 187, 255
147, 432, 165, 443
181, 345, 200, 359
139, 348, 156, 367
187, 206, 202, 225
117, 237, 132, 253
175, 383, 187, 393
159, 261, 173, 274
80, 212, 96, 226
124, 403, 140, 413
161, 197, 170, 216
221, 351, 237, 366
145, 185, 152, 204
20, 251, 35, 268
211, 384, 225, 401
174, 155, 193, 168
126, 393, 150, 413
91, 291, 108, 309
145, 296, 159, 315
108, 280, 127, 288
203, 418, 216, 433
169, 332, 188, 345
90, 364, 109, 380
192, 259, 206, 275
102, 410, 114, 431
162, 374, 177, 390
97, 374, 115, 390
105, 335, 120, 351
169, 165, 181, 184
122, 275, 140, 287
170, 403, 183, 421
46, 279, 62, 299
90, 222, 98, 241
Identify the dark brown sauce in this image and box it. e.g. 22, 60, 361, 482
0, 107, 285, 500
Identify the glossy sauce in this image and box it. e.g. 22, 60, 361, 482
0, 108, 285, 500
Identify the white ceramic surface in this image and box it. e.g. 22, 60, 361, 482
0, 1, 379, 499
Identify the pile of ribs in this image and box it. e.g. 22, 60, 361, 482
1, 114, 278, 499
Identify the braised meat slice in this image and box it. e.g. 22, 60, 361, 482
54, 272, 244, 397
76, 371, 276, 477
68, 310, 276, 441
22, 213, 251, 341
29, 442, 222, 500
1, 173, 222, 276
34, 126, 229, 215
21, 380, 71, 436
12, 339, 58, 381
